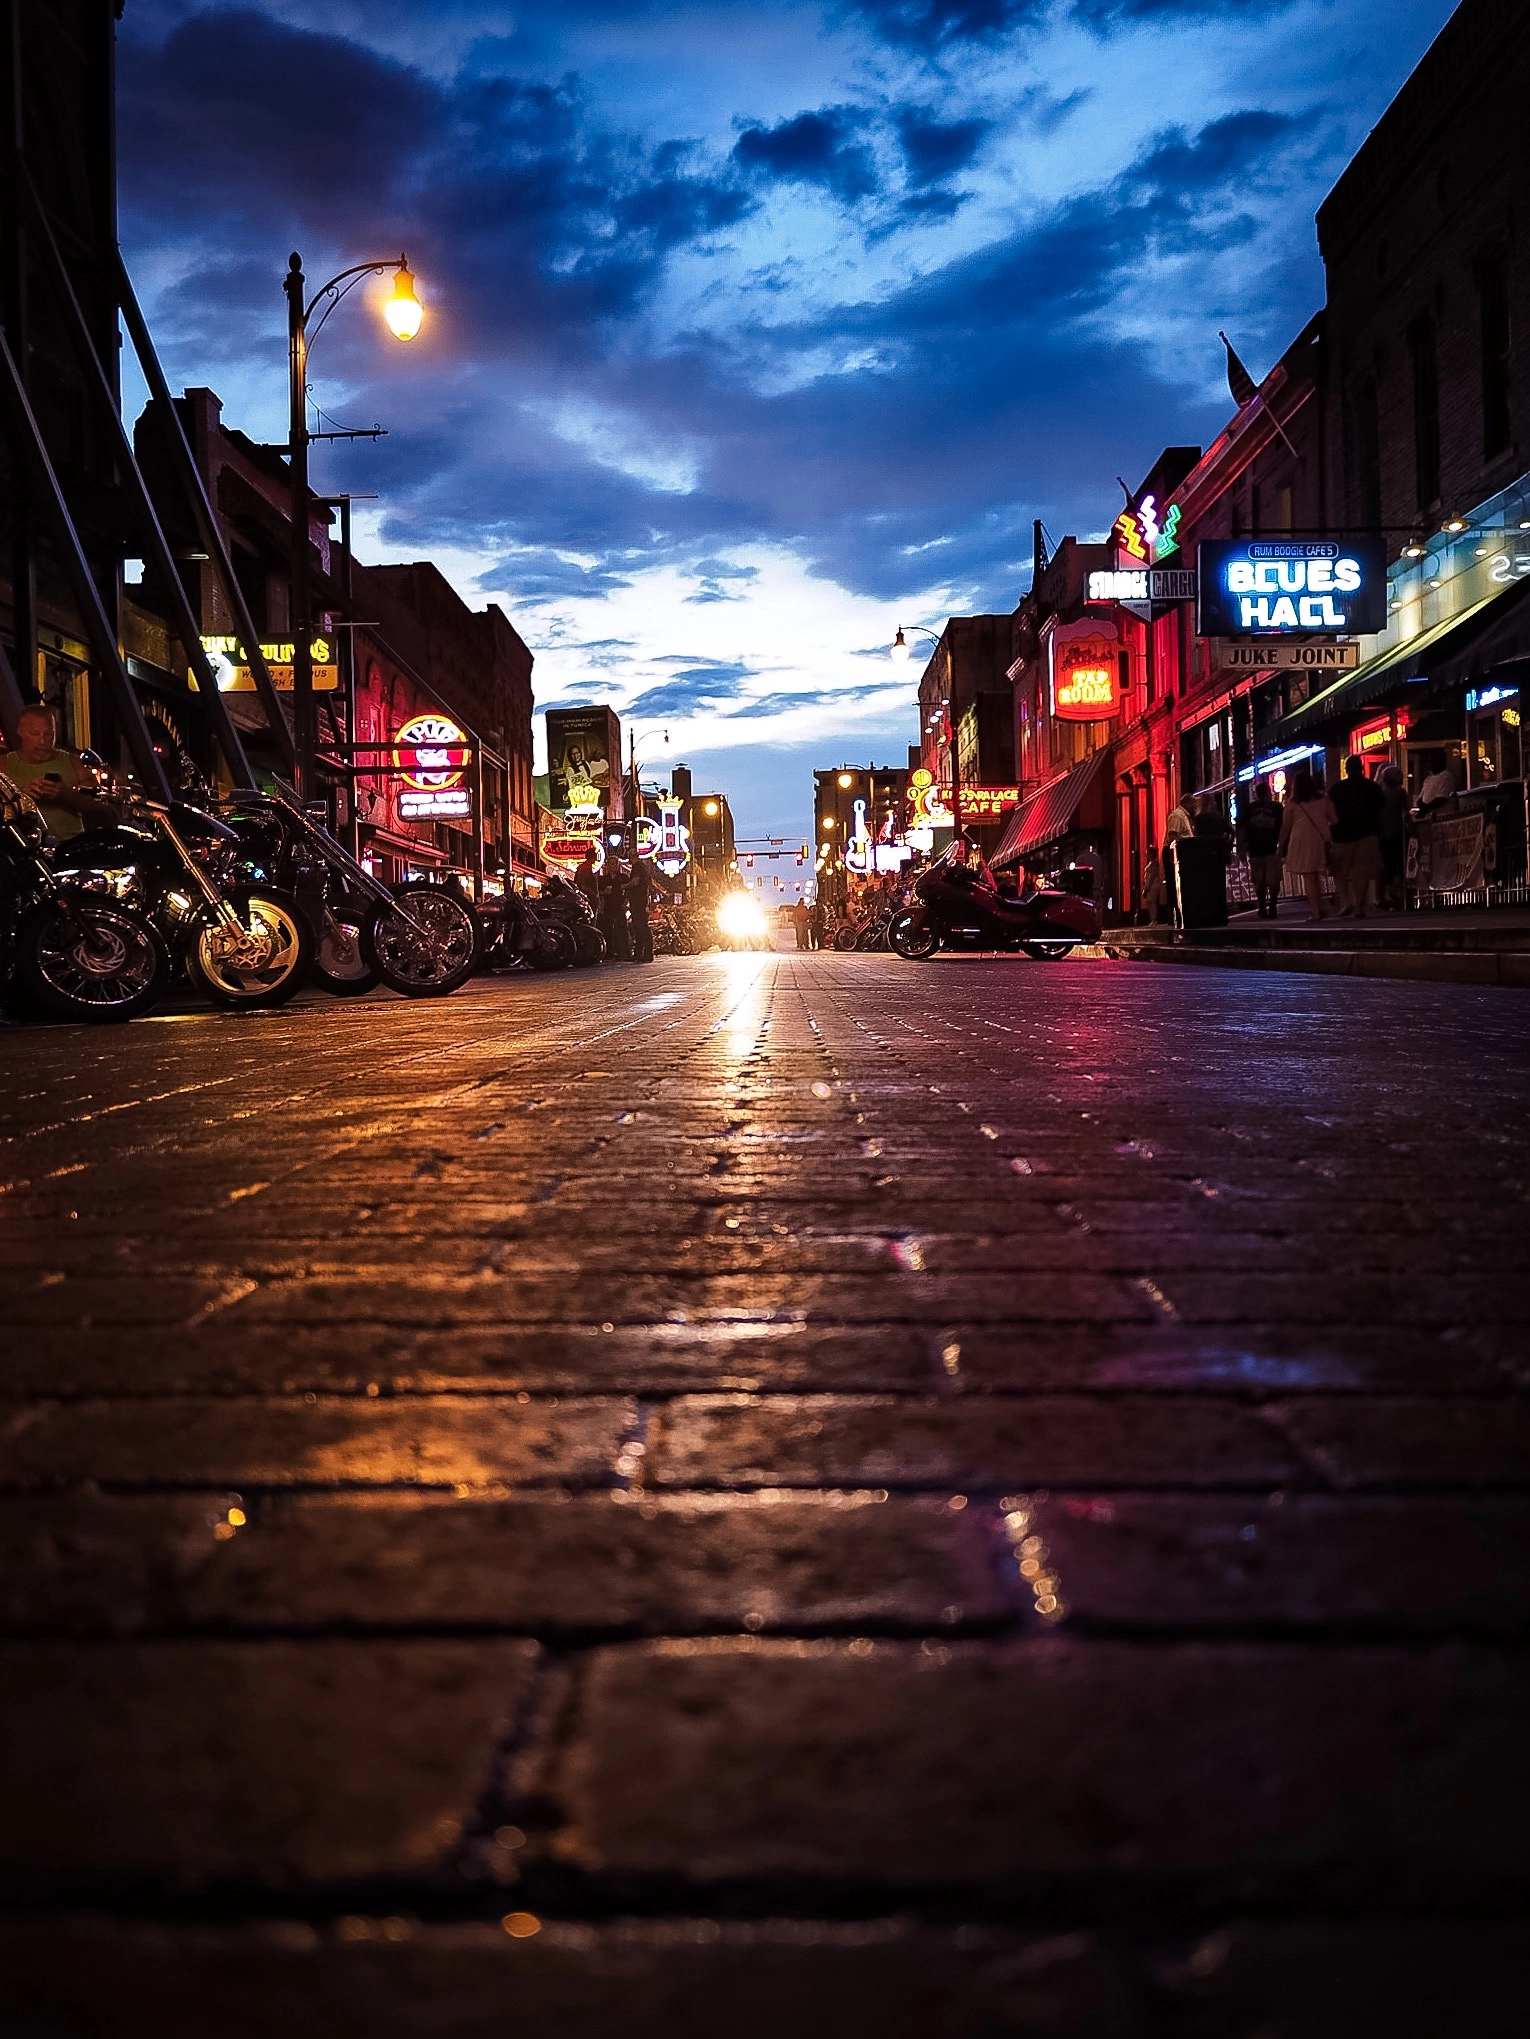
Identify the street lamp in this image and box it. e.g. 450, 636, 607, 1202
890, 624, 940, 664
285, 249, 422, 800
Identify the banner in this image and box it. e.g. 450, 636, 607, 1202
546, 705, 621, 815
1428, 811, 1485, 891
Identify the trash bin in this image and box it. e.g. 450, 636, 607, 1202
1170, 836, 1228, 929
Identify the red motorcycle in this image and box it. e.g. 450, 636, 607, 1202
888, 840, 1100, 962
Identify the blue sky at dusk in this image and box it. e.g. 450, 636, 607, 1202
118, 0, 1458, 841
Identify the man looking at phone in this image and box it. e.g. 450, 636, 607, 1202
2, 704, 116, 837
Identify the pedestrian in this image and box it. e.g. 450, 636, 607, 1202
1377, 763, 1409, 911
792, 899, 808, 949
1, 704, 116, 838
1141, 848, 1165, 925
1277, 766, 1337, 922
627, 854, 654, 962
598, 858, 631, 960
1418, 755, 1458, 808
1161, 793, 1193, 919
1329, 753, 1386, 918
807, 898, 824, 950
574, 842, 600, 913
1239, 775, 1284, 919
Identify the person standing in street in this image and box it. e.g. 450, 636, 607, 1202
627, 854, 654, 962
1239, 776, 1284, 919
807, 897, 824, 950
574, 843, 600, 913
1278, 767, 1337, 922
598, 858, 631, 960
1329, 754, 1386, 918
1142, 848, 1165, 926
1377, 763, 1409, 911
1162, 793, 1193, 920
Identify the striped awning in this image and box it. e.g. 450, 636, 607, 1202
991, 749, 1108, 867
1273, 570, 1530, 740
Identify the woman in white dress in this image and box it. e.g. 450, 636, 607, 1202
1277, 768, 1337, 922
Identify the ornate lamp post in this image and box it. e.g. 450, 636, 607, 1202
284, 251, 422, 800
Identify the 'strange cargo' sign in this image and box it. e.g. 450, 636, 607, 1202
1197, 539, 1388, 637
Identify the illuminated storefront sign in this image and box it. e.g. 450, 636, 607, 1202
1050, 619, 1122, 721
1198, 540, 1388, 636
652, 797, 691, 878
1088, 567, 1197, 604
1211, 639, 1361, 672
393, 713, 472, 819
543, 810, 604, 870
201, 634, 338, 692
957, 785, 1021, 821
1113, 495, 1182, 564
905, 765, 953, 849
844, 797, 873, 874
1351, 709, 1410, 754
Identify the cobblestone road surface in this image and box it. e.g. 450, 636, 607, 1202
3, 953, 1528, 2035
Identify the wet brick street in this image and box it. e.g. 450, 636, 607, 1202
2, 952, 1529, 2035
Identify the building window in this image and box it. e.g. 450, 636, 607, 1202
1409, 314, 1441, 510
1349, 377, 1381, 532
1478, 246, 1512, 460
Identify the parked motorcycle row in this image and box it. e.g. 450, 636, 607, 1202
3, 768, 495, 1025
0, 769, 787, 1025
819, 843, 1101, 962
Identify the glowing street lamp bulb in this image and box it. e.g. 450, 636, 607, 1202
890, 628, 911, 663
837, 771, 853, 788
822, 816, 836, 831
704, 799, 719, 816
384, 260, 423, 341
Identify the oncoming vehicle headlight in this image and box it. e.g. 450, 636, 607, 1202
716, 893, 767, 941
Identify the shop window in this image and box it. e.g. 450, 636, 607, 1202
1408, 313, 1441, 510
1477, 247, 1512, 460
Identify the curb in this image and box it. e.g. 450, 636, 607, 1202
1103, 943, 1530, 988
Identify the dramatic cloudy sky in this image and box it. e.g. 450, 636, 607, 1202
118, 0, 1456, 841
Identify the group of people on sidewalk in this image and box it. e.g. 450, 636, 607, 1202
1145, 756, 1415, 926
574, 843, 655, 962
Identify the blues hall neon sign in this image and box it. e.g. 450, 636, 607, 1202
1198, 539, 1387, 636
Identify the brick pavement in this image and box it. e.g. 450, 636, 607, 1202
2, 953, 1528, 2035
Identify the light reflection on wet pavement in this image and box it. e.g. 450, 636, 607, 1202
2, 952, 1528, 2032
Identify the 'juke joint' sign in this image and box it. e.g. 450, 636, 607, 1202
1197, 539, 1388, 638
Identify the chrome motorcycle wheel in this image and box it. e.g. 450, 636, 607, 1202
1022, 938, 1076, 961
18, 898, 169, 1022
186, 887, 312, 1008
888, 910, 939, 961
311, 913, 380, 996
363, 882, 480, 996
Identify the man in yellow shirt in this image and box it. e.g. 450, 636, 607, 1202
2, 705, 115, 838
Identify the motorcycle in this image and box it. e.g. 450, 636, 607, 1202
218, 793, 480, 998
51, 795, 311, 1010
888, 840, 1100, 962
0, 770, 169, 1022
535, 870, 605, 967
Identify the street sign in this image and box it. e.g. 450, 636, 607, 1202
1211, 640, 1361, 672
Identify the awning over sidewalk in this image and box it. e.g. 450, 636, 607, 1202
1274, 570, 1530, 740
991, 749, 1108, 867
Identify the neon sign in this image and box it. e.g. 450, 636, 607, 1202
1113, 495, 1182, 565
956, 786, 1020, 821
1056, 664, 1118, 716
1198, 540, 1388, 636
652, 796, 691, 878
845, 797, 873, 874
1051, 621, 1121, 720
393, 712, 472, 819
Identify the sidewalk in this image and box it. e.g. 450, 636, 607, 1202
1104, 907, 1530, 987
